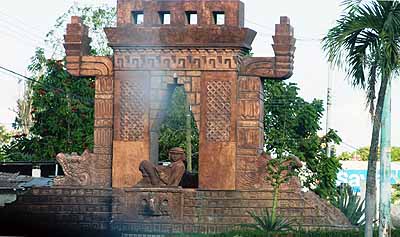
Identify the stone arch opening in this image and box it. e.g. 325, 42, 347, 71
148, 73, 200, 173
157, 86, 199, 171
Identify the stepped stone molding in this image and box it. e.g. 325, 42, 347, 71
113, 48, 243, 71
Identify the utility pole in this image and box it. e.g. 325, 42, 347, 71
379, 79, 392, 237
326, 67, 333, 157
186, 99, 192, 172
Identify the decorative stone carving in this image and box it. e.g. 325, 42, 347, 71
62, 4, 297, 191
63, 17, 114, 187
119, 79, 146, 141
136, 148, 186, 187
239, 17, 296, 80
113, 49, 241, 71
206, 80, 232, 142
54, 150, 96, 186
137, 193, 170, 217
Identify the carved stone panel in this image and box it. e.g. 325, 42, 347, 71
205, 80, 232, 142
115, 189, 184, 222
114, 49, 240, 71
119, 79, 146, 141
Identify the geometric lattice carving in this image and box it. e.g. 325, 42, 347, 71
120, 79, 145, 141
206, 80, 231, 142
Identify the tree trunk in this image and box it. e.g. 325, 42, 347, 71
365, 75, 390, 237
379, 79, 391, 237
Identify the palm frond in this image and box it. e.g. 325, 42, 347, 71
323, 0, 400, 110
366, 60, 377, 118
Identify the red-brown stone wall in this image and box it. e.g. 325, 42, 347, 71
117, 0, 244, 27
0, 187, 352, 235
199, 71, 238, 190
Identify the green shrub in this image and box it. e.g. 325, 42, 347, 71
244, 208, 295, 231
331, 184, 365, 226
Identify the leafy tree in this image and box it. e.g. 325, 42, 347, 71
2, 56, 94, 161
0, 125, 12, 145
263, 80, 342, 199
2, 5, 115, 162
392, 184, 400, 204
158, 86, 199, 171
338, 146, 400, 161
12, 48, 47, 134
46, 4, 116, 58
337, 151, 353, 161
322, 1, 400, 234
11, 4, 115, 137
0, 125, 12, 161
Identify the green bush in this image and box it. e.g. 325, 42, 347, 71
331, 184, 365, 226
245, 208, 295, 231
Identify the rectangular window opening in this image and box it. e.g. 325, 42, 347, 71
186, 11, 198, 25
213, 11, 225, 25
132, 11, 144, 25
159, 11, 171, 25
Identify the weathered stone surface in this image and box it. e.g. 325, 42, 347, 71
54, 150, 111, 187
240, 17, 295, 79
0, 187, 352, 235
62, 0, 296, 190
27, 1, 354, 234
136, 148, 186, 187
116, 0, 245, 27
45, 0, 350, 233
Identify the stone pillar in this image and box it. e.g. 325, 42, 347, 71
236, 76, 265, 190
64, 16, 91, 76
63, 16, 114, 188
93, 76, 114, 187
113, 70, 150, 188
199, 71, 238, 190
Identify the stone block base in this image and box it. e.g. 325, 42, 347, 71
0, 187, 352, 236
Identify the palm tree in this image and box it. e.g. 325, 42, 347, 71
322, 1, 400, 236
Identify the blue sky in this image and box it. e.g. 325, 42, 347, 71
0, 0, 398, 154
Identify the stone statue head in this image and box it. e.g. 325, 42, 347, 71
168, 147, 186, 162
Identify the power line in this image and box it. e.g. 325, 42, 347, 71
0, 21, 45, 46
0, 15, 45, 40
245, 18, 275, 33
341, 141, 359, 151
0, 65, 94, 105
245, 18, 323, 42
0, 28, 45, 49
0, 10, 44, 34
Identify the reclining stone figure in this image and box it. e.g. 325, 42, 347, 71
136, 147, 186, 187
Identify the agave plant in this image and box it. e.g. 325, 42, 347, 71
331, 184, 365, 226
245, 208, 294, 231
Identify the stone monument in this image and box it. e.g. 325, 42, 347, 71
0, 1, 353, 235
62, 0, 296, 191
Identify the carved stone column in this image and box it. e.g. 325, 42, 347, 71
61, 16, 114, 188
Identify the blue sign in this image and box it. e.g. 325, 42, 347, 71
337, 169, 400, 193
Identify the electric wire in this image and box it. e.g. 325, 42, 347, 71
0, 15, 45, 41
245, 18, 323, 42
0, 65, 95, 105
0, 10, 44, 34
0, 28, 45, 48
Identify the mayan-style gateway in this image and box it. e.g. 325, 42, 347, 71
0, 0, 352, 235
